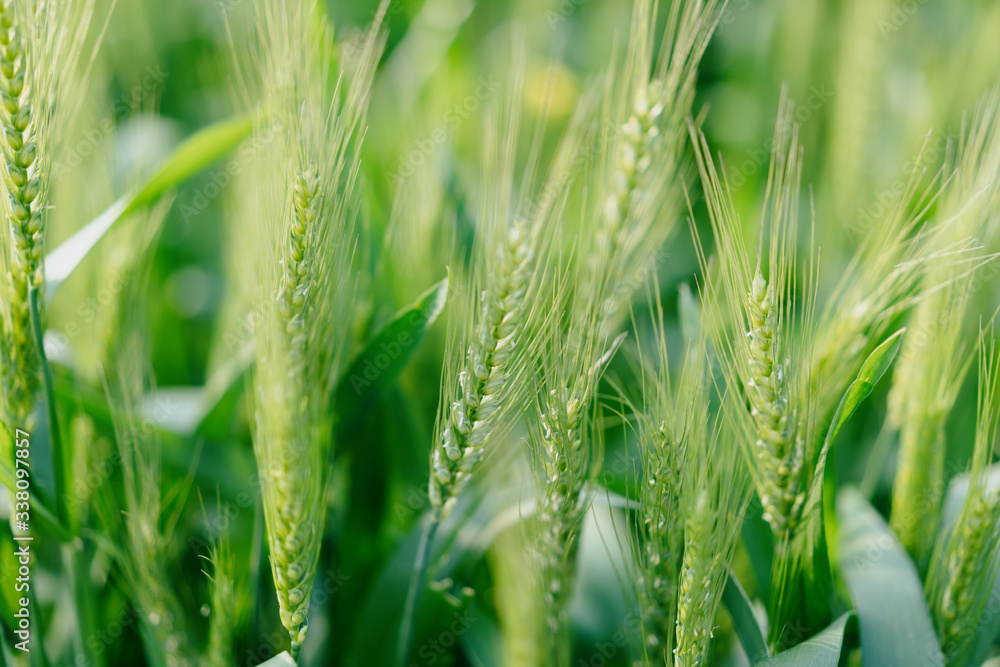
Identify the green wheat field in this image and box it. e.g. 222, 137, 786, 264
2, 0, 1000, 665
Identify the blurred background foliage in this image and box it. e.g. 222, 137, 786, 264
18, 0, 1000, 664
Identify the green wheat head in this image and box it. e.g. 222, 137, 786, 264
0, 0, 99, 430
248, 0, 385, 653
926, 330, 1000, 666
690, 92, 818, 539
578, 0, 723, 338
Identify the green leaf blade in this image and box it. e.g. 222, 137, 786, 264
759, 613, 853, 666
829, 327, 905, 445
334, 276, 449, 432
837, 488, 944, 667
44, 116, 253, 300
722, 572, 769, 664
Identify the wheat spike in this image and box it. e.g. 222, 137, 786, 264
889, 86, 1000, 566
248, 0, 385, 654
429, 218, 533, 517
746, 270, 805, 535
926, 332, 1000, 665
0, 0, 42, 428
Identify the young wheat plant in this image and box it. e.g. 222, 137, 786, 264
245, 0, 385, 656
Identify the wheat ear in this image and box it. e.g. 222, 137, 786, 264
689, 92, 812, 538
429, 218, 533, 516
926, 332, 1000, 665
248, 0, 386, 654
746, 270, 805, 535
579, 0, 722, 336
633, 284, 703, 660
0, 0, 42, 428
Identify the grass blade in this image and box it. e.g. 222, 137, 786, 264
827, 328, 906, 446
44, 116, 254, 301
803, 328, 906, 518
258, 652, 297, 666
28, 287, 70, 528
759, 612, 853, 666
722, 571, 769, 664
837, 488, 944, 666
334, 276, 449, 431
